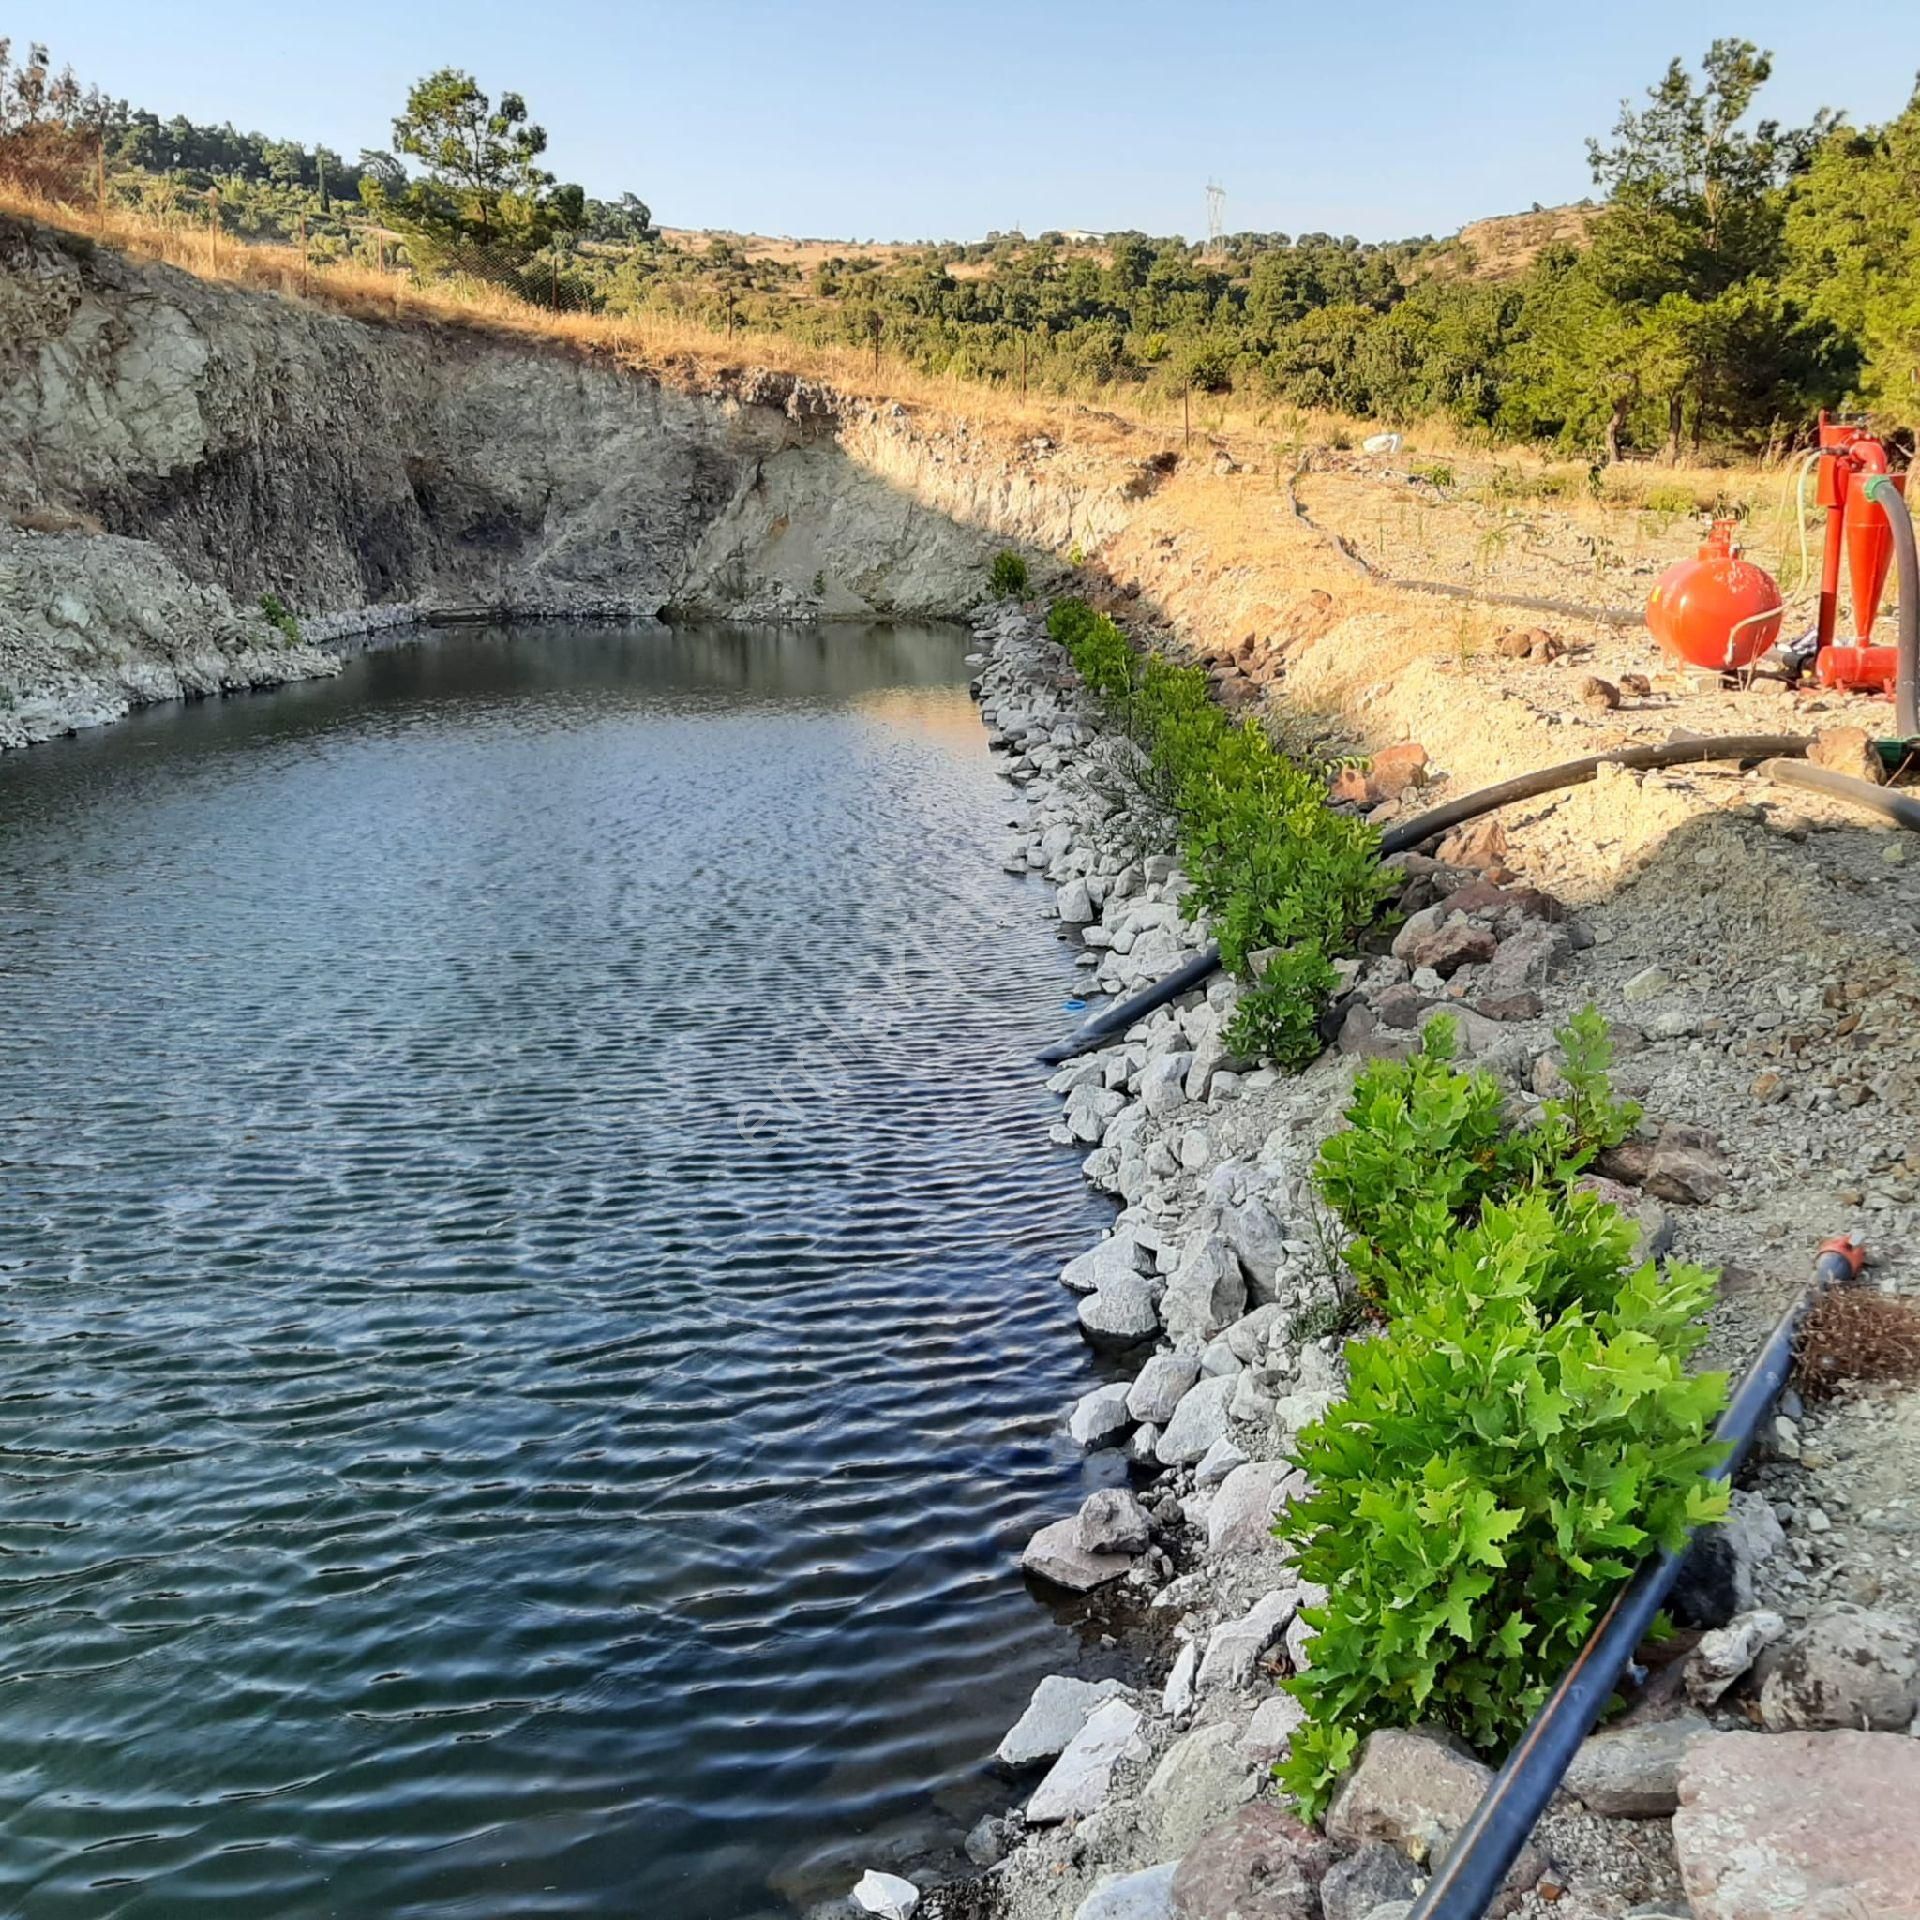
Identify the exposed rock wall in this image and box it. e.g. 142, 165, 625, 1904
0, 216, 1145, 744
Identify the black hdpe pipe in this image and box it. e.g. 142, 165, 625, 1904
1763, 756, 1920, 833
1864, 472, 1919, 741
1408, 1233, 1866, 1920
1036, 733, 1812, 1066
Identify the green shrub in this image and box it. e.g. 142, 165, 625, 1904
1411, 461, 1455, 489
259, 592, 302, 644
1316, 1009, 1637, 1309
1641, 481, 1701, 517
1229, 941, 1339, 1068
1046, 594, 1393, 1066
1049, 596, 1137, 704
1273, 1014, 1725, 1821
990, 549, 1031, 598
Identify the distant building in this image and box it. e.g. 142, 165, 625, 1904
1059, 228, 1106, 244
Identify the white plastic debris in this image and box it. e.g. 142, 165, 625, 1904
852, 1868, 921, 1920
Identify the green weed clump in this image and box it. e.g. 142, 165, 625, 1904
1047, 596, 1392, 1065
990, 549, 1031, 598
259, 592, 302, 644
1275, 1013, 1728, 1820
1641, 481, 1702, 518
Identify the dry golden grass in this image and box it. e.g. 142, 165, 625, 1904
2, 186, 1151, 451
2, 186, 1781, 539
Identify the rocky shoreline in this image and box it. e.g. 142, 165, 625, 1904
835, 599, 1920, 1920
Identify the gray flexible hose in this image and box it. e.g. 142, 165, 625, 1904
1763, 757, 1920, 833
1863, 473, 1919, 740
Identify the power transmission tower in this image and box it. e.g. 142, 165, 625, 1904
1205, 180, 1226, 252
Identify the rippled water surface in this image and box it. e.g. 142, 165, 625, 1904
0, 623, 1117, 1920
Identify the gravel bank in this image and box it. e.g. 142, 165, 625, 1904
834, 597, 1920, 1920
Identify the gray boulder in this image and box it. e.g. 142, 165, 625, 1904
1320, 1844, 1419, 1920
1077, 1487, 1152, 1557
1155, 1374, 1235, 1466
1072, 1862, 1179, 1920
1068, 1383, 1135, 1447
1161, 1235, 1248, 1347
1079, 1274, 1160, 1351
1686, 1608, 1787, 1708
1127, 1352, 1201, 1424
1758, 1604, 1920, 1732
1061, 1235, 1149, 1295
1066, 1083, 1127, 1143
1143, 1721, 1259, 1859
1207, 1461, 1306, 1556
996, 1673, 1133, 1767
1057, 877, 1096, 925
1027, 1697, 1144, 1824
1328, 1729, 1543, 1891
1021, 1518, 1134, 1593
1564, 1713, 1712, 1816
1197, 1586, 1297, 1692
1140, 1052, 1195, 1117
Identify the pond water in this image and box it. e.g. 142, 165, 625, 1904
0, 622, 1117, 1919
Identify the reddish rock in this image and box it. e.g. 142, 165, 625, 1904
1673, 1730, 1920, 1920
1475, 990, 1543, 1022
1171, 1803, 1333, 1920
1581, 675, 1622, 711
1496, 625, 1556, 659
1330, 765, 1377, 807
1338, 1003, 1415, 1062
1807, 725, 1886, 786
1600, 1126, 1729, 1205
1402, 920, 1497, 978
1434, 818, 1509, 874
1369, 742, 1430, 798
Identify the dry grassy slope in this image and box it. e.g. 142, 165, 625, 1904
1447, 201, 1597, 277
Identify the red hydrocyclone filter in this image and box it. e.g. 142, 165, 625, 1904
1645, 520, 1783, 671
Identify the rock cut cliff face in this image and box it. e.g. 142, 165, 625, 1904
0, 216, 1118, 746
0, 218, 776, 616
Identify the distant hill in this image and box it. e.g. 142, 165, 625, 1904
1450, 203, 1597, 278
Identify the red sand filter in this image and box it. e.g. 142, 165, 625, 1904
1645, 520, 1783, 671
1812, 412, 1903, 695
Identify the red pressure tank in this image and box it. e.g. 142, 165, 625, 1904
1645, 519, 1783, 671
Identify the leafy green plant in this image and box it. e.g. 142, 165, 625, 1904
259, 592, 302, 644
1641, 481, 1701, 518
1229, 940, 1339, 1069
990, 549, 1031, 598
1411, 460, 1455, 489
1317, 1011, 1639, 1309
1047, 593, 1393, 1068
1273, 1014, 1728, 1821
1048, 596, 1136, 703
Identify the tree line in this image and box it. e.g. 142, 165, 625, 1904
3, 36, 1916, 460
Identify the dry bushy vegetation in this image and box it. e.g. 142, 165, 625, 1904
1797, 1287, 1920, 1402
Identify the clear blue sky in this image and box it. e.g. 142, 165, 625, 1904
42, 1, 1920, 242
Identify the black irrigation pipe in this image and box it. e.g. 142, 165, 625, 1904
1408, 1232, 1867, 1920
1036, 733, 1813, 1065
